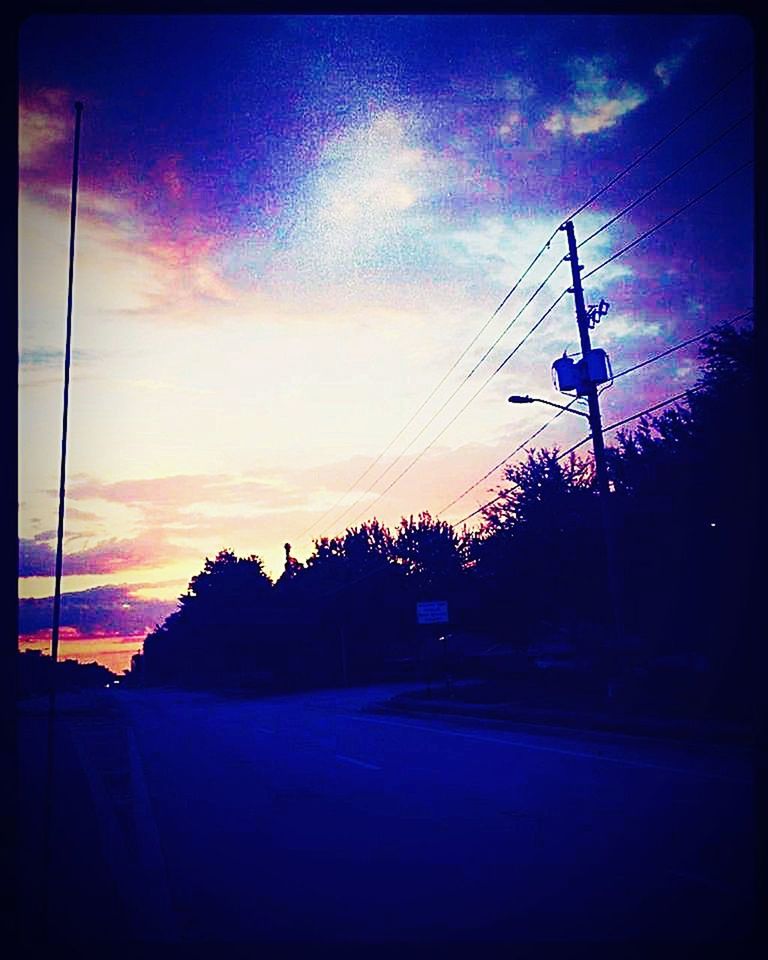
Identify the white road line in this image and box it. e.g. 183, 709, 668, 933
343, 714, 750, 784
335, 754, 382, 770
253, 726, 274, 734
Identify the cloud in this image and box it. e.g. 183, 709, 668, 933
18, 532, 189, 578
17, 472, 313, 582
68, 473, 302, 512
18, 583, 177, 638
447, 73, 534, 105
654, 55, 684, 88
19, 346, 92, 369
654, 37, 698, 87
543, 57, 647, 138
19, 89, 70, 167
309, 110, 433, 249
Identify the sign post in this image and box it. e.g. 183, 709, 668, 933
416, 602, 451, 696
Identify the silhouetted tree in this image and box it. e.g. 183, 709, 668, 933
142, 549, 274, 687
17, 650, 115, 697
393, 512, 467, 588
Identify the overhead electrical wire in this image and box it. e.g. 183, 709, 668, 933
436, 397, 582, 516
437, 308, 752, 518
312, 304, 752, 594
453, 386, 702, 527
562, 61, 752, 225
577, 112, 752, 249
341, 289, 570, 528
297, 63, 753, 545
317, 262, 568, 537
339, 157, 752, 530
582, 159, 753, 283
295, 236, 564, 544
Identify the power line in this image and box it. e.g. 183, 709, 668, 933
326, 156, 753, 537
340, 151, 750, 531
436, 398, 581, 516
610, 308, 753, 383
343, 289, 570, 528
306, 307, 752, 590
564, 62, 752, 225
297, 64, 752, 545
583, 160, 753, 282
454, 387, 700, 526
319, 266, 568, 538
578, 112, 752, 249
296, 238, 565, 544
438, 308, 752, 518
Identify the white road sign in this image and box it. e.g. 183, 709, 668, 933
416, 601, 449, 624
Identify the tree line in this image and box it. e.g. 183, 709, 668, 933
130, 321, 755, 718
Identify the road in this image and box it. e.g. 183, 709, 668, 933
16, 683, 756, 945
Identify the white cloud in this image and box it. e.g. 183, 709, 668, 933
543, 57, 648, 138
654, 55, 684, 87
312, 111, 431, 236
499, 110, 523, 137
19, 89, 70, 167
447, 74, 534, 105
654, 36, 698, 87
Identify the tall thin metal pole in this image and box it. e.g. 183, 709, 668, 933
42, 100, 83, 942
48, 101, 83, 708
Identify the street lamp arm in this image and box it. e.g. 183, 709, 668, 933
508, 395, 590, 418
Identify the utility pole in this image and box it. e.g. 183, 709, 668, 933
560, 219, 625, 696
561, 220, 610, 497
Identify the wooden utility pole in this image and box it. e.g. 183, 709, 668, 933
561, 219, 625, 695
561, 220, 610, 497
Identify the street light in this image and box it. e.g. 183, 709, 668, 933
508, 395, 590, 418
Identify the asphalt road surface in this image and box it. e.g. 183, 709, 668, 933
16, 683, 756, 946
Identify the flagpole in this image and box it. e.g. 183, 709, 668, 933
48, 100, 83, 708
41, 102, 82, 938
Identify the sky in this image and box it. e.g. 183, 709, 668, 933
18, 14, 754, 671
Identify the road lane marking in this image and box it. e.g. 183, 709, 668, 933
342, 714, 750, 784
335, 754, 382, 770
253, 726, 274, 734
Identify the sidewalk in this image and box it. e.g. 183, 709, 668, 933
371, 682, 753, 746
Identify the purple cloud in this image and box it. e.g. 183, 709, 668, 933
18, 584, 177, 638
18, 533, 188, 578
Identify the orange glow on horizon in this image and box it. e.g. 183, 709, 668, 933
19, 630, 145, 674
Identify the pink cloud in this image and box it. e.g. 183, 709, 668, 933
68, 473, 303, 512
20, 105, 243, 327
19, 584, 177, 638
19, 531, 189, 577
19, 88, 70, 168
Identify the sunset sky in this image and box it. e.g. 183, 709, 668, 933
18, 14, 754, 671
